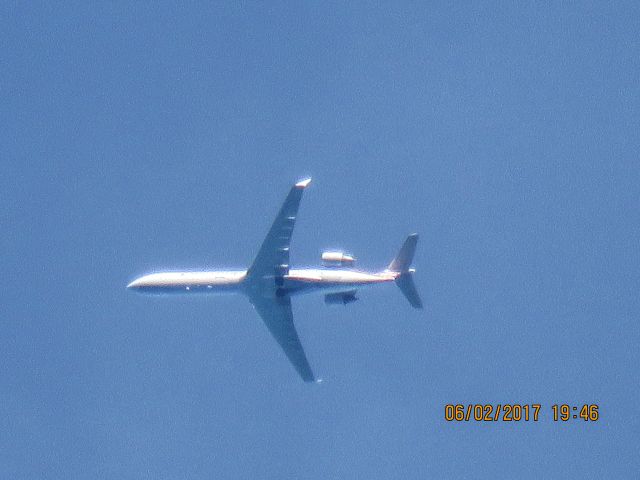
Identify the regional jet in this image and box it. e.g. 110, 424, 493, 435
127, 179, 422, 382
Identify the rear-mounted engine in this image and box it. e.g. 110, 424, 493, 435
321, 251, 355, 267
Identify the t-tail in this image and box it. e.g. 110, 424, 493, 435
387, 234, 423, 309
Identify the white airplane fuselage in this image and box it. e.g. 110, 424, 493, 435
127, 268, 399, 296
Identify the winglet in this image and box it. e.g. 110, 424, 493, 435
295, 178, 312, 189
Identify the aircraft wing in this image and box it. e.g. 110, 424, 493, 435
247, 178, 311, 281
250, 293, 315, 382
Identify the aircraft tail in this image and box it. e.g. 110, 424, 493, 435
388, 234, 423, 309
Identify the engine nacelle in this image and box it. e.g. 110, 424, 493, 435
321, 251, 355, 267
324, 290, 358, 305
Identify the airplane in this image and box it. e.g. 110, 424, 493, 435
127, 178, 422, 382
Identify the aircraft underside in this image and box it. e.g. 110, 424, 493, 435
128, 178, 421, 382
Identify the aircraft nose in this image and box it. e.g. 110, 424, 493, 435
127, 278, 144, 289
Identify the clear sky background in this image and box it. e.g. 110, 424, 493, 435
2, 2, 639, 478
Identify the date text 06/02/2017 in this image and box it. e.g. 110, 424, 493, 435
444, 404, 599, 422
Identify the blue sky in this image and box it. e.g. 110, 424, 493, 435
2, 2, 639, 478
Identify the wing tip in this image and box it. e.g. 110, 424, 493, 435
302, 374, 319, 383
295, 177, 312, 189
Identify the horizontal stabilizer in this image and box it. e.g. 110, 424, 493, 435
388, 234, 418, 273
396, 272, 423, 309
